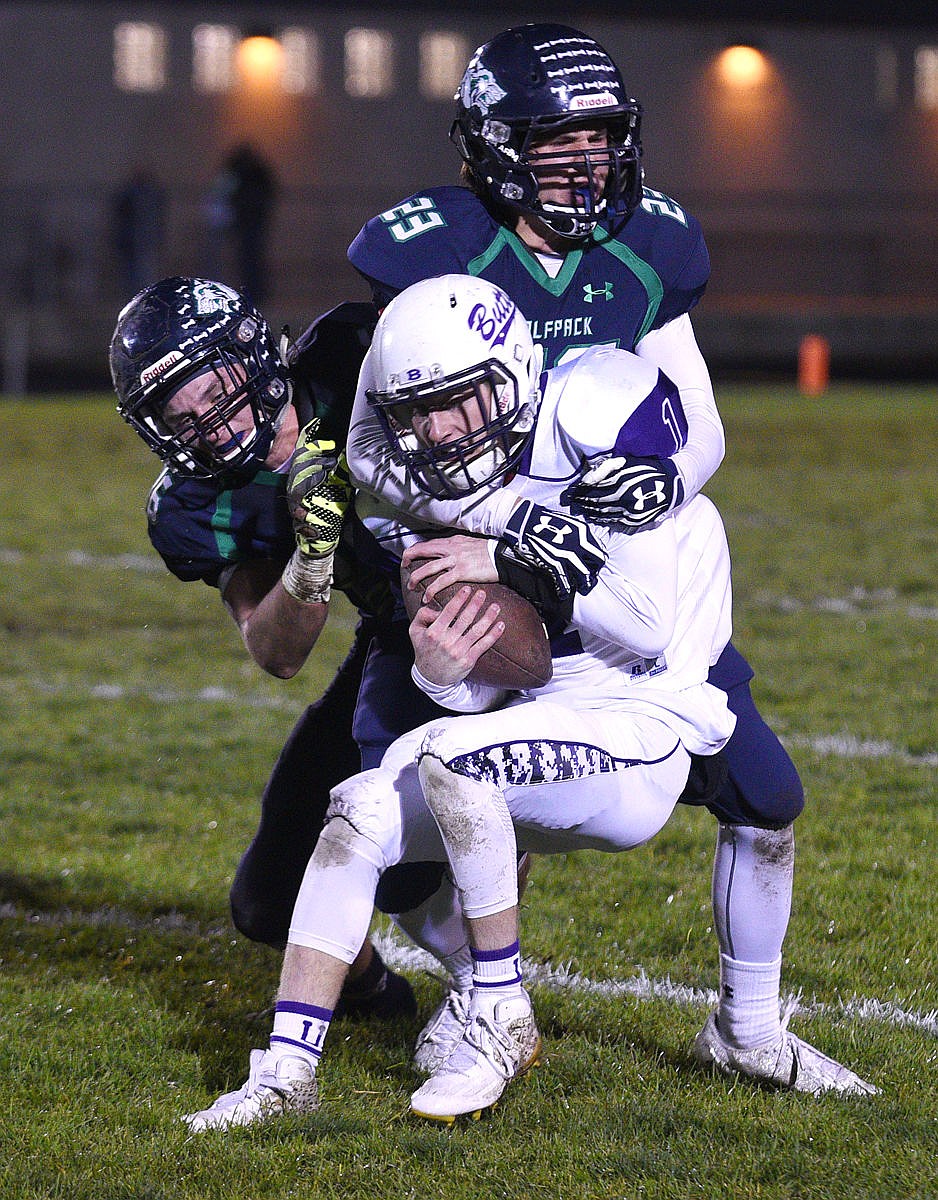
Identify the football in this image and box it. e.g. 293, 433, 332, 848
400, 561, 553, 690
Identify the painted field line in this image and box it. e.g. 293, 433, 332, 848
2, 899, 934, 1038
0, 548, 162, 572
787, 733, 938, 769
4, 546, 937, 621
0, 676, 298, 712
3, 676, 936, 768
744, 586, 938, 622
370, 929, 938, 1038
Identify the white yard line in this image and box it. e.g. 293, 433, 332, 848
3, 676, 938, 767
1, 900, 933, 1037
369, 929, 938, 1039
3, 548, 937, 619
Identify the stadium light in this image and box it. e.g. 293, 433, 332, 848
237, 31, 284, 88
716, 44, 770, 88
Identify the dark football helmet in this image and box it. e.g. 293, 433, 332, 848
451, 23, 643, 241
110, 277, 290, 478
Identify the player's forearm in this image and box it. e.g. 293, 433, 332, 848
239, 582, 329, 678
346, 396, 520, 536
669, 384, 724, 504
635, 314, 724, 506
410, 664, 507, 713
571, 530, 678, 657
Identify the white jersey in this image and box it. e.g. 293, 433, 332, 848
288, 346, 736, 960
354, 345, 735, 757
347, 320, 724, 540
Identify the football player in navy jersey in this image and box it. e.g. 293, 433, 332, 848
110, 276, 437, 1021
346, 24, 808, 1086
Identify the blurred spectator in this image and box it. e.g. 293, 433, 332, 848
111, 166, 166, 297
211, 143, 277, 306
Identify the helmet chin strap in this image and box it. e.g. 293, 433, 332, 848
544, 214, 595, 241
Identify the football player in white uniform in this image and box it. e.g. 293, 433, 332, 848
184, 277, 875, 1132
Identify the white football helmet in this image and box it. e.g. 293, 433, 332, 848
366, 275, 542, 498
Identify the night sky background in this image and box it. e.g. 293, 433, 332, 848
299, 2, 933, 29
136, 1, 938, 28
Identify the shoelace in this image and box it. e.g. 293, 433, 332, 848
424, 991, 470, 1044
448, 1012, 520, 1081
206, 1050, 268, 1111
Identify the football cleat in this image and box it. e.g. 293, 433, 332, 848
692, 1008, 878, 1096
183, 1049, 319, 1132
413, 985, 472, 1075
410, 990, 542, 1123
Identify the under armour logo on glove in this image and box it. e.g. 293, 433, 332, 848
561, 454, 685, 532
502, 498, 606, 599
530, 511, 576, 546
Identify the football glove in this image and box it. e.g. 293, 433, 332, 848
287, 435, 353, 559
561, 454, 684, 532
502, 499, 605, 599
290, 419, 340, 494
493, 542, 574, 636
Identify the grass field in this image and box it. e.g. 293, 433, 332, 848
0, 386, 936, 1200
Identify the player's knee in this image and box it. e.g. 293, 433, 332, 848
743, 764, 804, 826
228, 873, 287, 949
326, 768, 399, 864
416, 721, 487, 782
773, 771, 805, 824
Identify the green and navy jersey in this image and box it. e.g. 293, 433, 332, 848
146, 467, 293, 587
347, 185, 708, 368
147, 462, 398, 622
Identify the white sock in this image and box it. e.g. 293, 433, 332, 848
391, 876, 474, 992
270, 1000, 331, 1069
717, 954, 782, 1048
470, 940, 524, 1014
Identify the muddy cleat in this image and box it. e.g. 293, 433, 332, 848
184, 1049, 320, 1132
413, 985, 472, 1075
692, 1008, 878, 1096
410, 990, 542, 1123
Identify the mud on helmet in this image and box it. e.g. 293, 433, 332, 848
366, 274, 542, 499
451, 23, 643, 241
110, 277, 290, 479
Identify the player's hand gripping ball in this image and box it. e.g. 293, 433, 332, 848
400, 560, 552, 690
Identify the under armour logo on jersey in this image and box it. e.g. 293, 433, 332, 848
583, 283, 614, 303
630, 480, 668, 511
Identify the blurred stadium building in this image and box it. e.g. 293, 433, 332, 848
1, 1, 937, 389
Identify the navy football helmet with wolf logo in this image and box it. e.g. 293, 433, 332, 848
451, 23, 643, 241
110, 277, 290, 479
